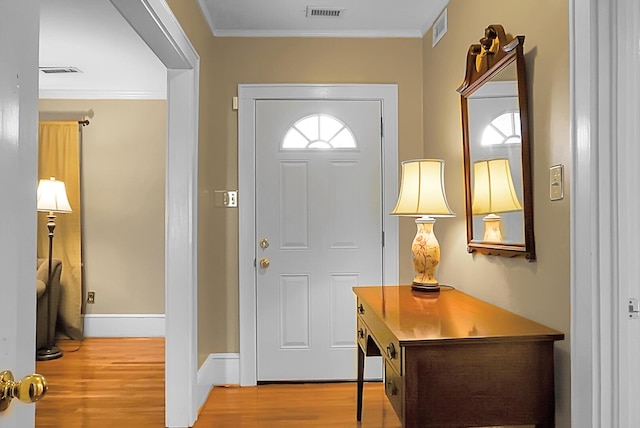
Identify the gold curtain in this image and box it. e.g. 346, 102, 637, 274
37, 121, 83, 340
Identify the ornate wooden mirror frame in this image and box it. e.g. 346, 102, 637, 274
457, 24, 535, 260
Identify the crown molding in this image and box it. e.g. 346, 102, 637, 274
212, 28, 423, 38
39, 88, 167, 100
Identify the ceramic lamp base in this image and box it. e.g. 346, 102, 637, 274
482, 213, 504, 243
411, 217, 441, 288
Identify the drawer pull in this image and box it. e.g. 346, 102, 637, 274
357, 304, 365, 315
357, 328, 365, 339
386, 343, 397, 360
386, 379, 398, 396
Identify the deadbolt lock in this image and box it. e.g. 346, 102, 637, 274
259, 238, 269, 249
0, 370, 48, 412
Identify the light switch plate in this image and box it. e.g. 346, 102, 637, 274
550, 164, 564, 201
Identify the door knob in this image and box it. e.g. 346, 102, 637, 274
259, 238, 269, 249
0, 370, 48, 412
259, 258, 270, 269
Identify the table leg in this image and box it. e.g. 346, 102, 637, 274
356, 344, 365, 421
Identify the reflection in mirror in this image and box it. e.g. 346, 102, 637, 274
457, 25, 535, 260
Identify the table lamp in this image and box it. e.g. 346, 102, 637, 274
391, 159, 454, 292
472, 158, 522, 242
36, 177, 72, 361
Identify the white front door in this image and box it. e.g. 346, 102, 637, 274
255, 100, 384, 381
0, 1, 39, 427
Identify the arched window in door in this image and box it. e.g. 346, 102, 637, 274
481, 111, 521, 146
282, 114, 357, 149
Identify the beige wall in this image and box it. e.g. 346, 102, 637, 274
169, 5, 571, 424
169, 0, 424, 365
39, 99, 166, 315
422, 1, 570, 426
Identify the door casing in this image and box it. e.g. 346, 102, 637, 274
570, 0, 640, 426
238, 84, 399, 386
108, 2, 200, 426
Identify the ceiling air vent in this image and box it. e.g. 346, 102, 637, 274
39, 66, 82, 74
306, 6, 346, 18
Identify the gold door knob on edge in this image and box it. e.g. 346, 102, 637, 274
259, 258, 270, 269
0, 370, 48, 412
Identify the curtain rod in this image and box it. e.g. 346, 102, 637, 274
78, 120, 90, 127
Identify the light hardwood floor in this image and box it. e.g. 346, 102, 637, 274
35, 338, 400, 428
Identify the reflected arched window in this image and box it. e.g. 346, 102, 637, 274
282, 114, 357, 149
481, 111, 521, 146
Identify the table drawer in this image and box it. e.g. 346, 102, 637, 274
357, 298, 402, 375
384, 359, 403, 421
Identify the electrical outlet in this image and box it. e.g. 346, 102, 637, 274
550, 164, 564, 201
214, 190, 238, 207
87, 291, 95, 304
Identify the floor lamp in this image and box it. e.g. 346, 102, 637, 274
36, 177, 72, 361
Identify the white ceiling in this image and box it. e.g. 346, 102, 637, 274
39, 0, 448, 99
39, 0, 167, 99
196, 0, 448, 38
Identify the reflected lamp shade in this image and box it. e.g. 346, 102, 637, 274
472, 159, 521, 242
37, 177, 72, 213
472, 159, 521, 215
391, 159, 454, 292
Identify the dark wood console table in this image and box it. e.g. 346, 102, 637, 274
354, 285, 564, 428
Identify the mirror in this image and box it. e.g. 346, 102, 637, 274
457, 25, 535, 260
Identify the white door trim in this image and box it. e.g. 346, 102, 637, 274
238, 84, 399, 386
109, 1, 200, 426
613, 0, 640, 426
570, 0, 608, 425
569, 0, 638, 426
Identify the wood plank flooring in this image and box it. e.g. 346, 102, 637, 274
34, 338, 400, 428
35, 338, 165, 428
194, 383, 401, 428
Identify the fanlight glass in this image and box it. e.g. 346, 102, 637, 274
282, 114, 357, 149
481, 111, 521, 146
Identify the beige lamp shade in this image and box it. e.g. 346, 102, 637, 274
472, 159, 522, 215
391, 159, 455, 217
37, 177, 72, 213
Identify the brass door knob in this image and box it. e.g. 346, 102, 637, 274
0, 370, 48, 412
259, 258, 270, 269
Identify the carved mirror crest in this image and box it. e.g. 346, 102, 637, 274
457, 25, 535, 260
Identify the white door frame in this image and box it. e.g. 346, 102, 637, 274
108, 1, 200, 426
238, 84, 399, 386
570, 0, 639, 426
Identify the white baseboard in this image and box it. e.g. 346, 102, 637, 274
83, 314, 165, 337
208, 353, 240, 385
196, 353, 240, 410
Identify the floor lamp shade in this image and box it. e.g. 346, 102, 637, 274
391, 159, 454, 291
37, 177, 72, 214
472, 159, 522, 242
36, 177, 72, 361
